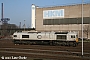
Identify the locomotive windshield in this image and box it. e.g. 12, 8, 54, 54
71, 35, 75, 38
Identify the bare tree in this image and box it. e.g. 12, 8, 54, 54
83, 24, 90, 40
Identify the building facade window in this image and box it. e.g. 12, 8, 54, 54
43, 17, 90, 25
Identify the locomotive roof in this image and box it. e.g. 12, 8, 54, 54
13, 31, 77, 35
55, 32, 68, 34
55, 32, 77, 34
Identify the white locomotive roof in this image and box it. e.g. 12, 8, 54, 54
13, 31, 77, 35
55, 31, 77, 34
68, 31, 77, 34
13, 32, 28, 35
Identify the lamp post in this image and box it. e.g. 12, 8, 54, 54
81, 0, 84, 56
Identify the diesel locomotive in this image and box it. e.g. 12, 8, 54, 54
13, 31, 78, 46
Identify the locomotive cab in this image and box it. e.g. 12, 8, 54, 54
55, 32, 78, 46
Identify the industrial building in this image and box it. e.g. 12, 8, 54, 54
31, 4, 90, 38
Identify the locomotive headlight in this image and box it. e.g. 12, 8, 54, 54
14, 35, 17, 37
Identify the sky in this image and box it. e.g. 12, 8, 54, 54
0, 0, 90, 28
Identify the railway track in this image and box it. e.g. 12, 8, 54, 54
0, 40, 90, 60
0, 48, 90, 54
0, 47, 90, 60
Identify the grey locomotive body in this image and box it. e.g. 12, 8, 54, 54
13, 31, 78, 46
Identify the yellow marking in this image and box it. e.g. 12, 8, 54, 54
76, 38, 78, 42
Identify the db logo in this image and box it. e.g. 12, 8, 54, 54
37, 35, 42, 39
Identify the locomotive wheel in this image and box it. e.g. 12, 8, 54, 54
49, 40, 53, 46
73, 43, 76, 47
